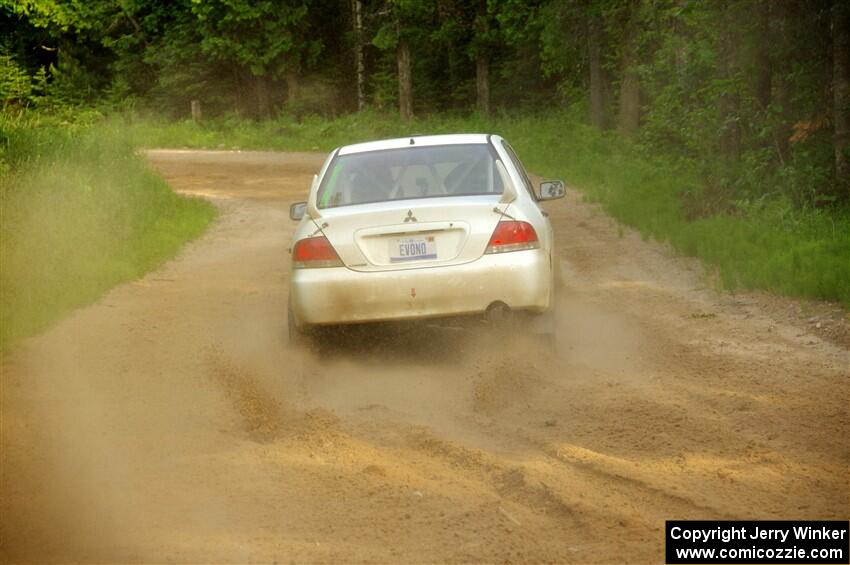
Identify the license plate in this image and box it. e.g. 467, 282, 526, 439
390, 236, 437, 262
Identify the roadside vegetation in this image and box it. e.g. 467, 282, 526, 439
0, 111, 216, 349
1, 0, 848, 346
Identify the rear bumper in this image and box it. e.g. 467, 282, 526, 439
290, 249, 552, 326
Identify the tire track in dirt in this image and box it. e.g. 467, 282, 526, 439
206, 347, 285, 443
1, 150, 845, 564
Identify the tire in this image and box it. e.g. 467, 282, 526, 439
287, 301, 308, 347
529, 309, 557, 350
553, 257, 565, 289
529, 288, 558, 351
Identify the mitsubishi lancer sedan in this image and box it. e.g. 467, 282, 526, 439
286, 134, 565, 345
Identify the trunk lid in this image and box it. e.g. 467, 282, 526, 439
315, 196, 507, 272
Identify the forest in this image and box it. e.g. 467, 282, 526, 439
1, 0, 849, 347
3, 0, 848, 201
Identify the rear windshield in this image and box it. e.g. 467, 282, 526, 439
316, 143, 504, 209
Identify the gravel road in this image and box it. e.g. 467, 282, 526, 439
1, 149, 847, 563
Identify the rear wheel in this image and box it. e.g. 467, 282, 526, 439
485, 302, 556, 350
287, 301, 309, 347
553, 257, 565, 289
529, 309, 557, 350
529, 288, 558, 351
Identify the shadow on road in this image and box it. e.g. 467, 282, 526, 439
303, 320, 494, 365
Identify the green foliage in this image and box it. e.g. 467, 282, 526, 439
0, 54, 32, 106
0, 111, 216, 348
1, 0, 847, 316
634, 0, 838, 206
190, 0, 315, 77
1, 0, 103, 32
372, 0, 436, 50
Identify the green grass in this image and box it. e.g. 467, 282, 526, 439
120, 109, 850, 308
501, 115, 850, 307
0, 112, 217, 349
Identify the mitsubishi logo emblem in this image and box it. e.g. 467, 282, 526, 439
404, 210, 417, 223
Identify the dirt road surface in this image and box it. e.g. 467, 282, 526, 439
2, 150, 847, 563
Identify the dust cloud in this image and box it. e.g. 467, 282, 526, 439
1, 150, 846, 563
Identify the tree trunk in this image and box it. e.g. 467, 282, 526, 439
618, 71, 640, 136
397, 38, 413, 120
718, 1, 741, 161
618, 45, 640, 133
588, 17, 606, 129
833, 0, 850, 196
617, 12, 640, 137
353, 0, 365, 111
285, 71, 300, 105
447, 39, 460, 101
476, 53, 490, 114
232, 65, 246, 117
774, 0, 792, 163
754, 1, 773, 110
255, 74, 270, 118
473, 0, 490, 115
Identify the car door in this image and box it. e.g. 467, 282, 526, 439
499, 139, 555, 254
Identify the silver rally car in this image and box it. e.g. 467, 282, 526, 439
287, 133, 565, 343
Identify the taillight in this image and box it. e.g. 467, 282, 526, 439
485, 221, 540, 254
292, 236, 343, 268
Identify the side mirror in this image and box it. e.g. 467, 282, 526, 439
538, 180, 566, 200
290, 201, 307, 221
